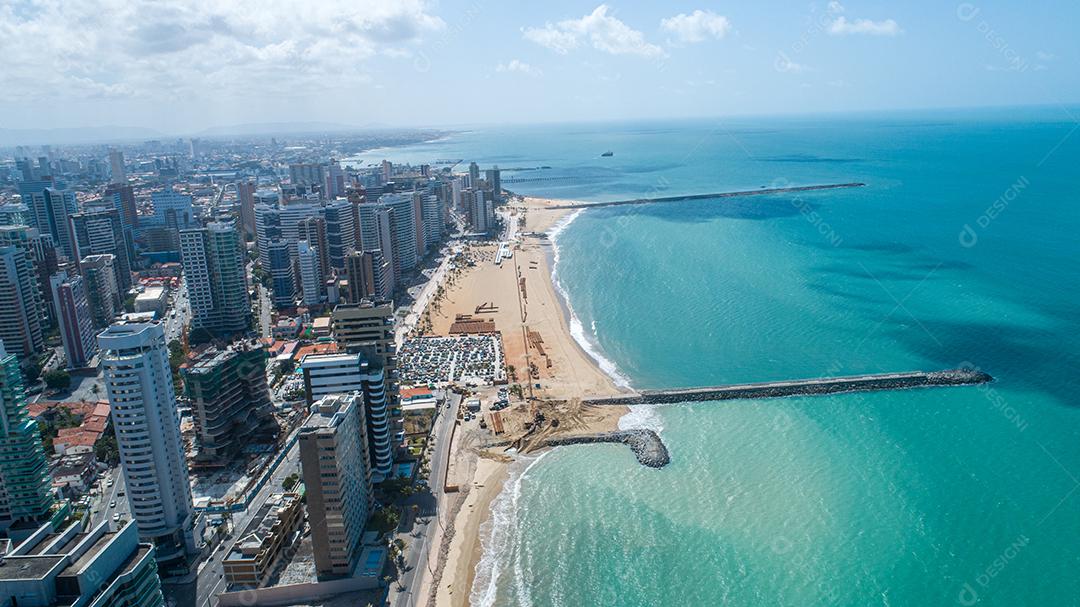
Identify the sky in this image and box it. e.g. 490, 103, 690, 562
2, 0, 1078, 133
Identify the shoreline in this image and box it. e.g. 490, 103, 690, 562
422, 195, 635, 606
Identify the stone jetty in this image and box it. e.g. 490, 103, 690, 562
584, 368, 994, 406
545, 429, 670, 468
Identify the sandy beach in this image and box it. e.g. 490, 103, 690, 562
415, 196, 631, 606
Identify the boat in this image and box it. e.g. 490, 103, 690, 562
601, 151, 614, 157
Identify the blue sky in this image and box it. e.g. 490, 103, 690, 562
2, 1, 1078, 132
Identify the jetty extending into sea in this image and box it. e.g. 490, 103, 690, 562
547, 182, 866, 210
584, 368, 993, 406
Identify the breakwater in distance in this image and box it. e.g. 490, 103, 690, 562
584, 368, 994, 406
545, 429, 670, 468
547, 182, 866, 210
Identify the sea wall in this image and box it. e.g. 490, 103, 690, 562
585, 369, 994, 406
545, 429, 670, 468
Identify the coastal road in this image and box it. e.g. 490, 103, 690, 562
392, 392, 460, 607
396, 246, 459, 345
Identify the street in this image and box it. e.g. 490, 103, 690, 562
389, 391, 461, 607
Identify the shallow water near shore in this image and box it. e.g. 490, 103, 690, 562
385, 110, 1080, 606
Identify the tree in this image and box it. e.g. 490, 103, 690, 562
94, 431, 120, 466
282, 473, 300, 491
43, 369, 71, 391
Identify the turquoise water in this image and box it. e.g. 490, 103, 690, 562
371, 110, 1080, 606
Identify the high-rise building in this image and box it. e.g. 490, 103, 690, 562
146, 189, 195, 231
50, 272, 98, 369
26, 187, 77, 260
236, 180, 257, 240
356, 203, 395, 278
0, 340, 55, 533
411, 193, 426, 258
81, 253, 120, 329
468, 161, 480, 183
0, 519, 165, 607
266, 240, 295, 309
298, 394, 373, 579
380, 160, 392, 183
469, 190, 495, 234
378, 193, 417, 276
330, 301, 400, 459
253, 203, 281, 269
181, 341, 276, 461
0, 225, 52, 328
105, 182, 138, 229
485, 167, 502, 203
289, 163, 326, 188
420, 194, 443, 250
99, 321, 197, 566
344, 250, 393, 304
301, 353, 392, 479
179, 222, 251, 337
322, 200, 356, 271
325, 160, 346, 198
108, 149, 127, 184
298, 216, 329, 280
70, 209, 133, 294
296, 240, 323, 306
0, 246, 45, 359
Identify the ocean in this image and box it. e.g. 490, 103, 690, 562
358, 108, 1080, 606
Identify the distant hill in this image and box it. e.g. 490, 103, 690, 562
195, 121, 388, 138
0, 125, 166, 146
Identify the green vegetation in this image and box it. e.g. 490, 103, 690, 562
24, 360, 42, 384
282, 473, 300, 491
38, 406, 82, 453
168, 339, 186, 391
123, 293, 136, 313
94, 430, 120, 466
379, 477, 415, 500
367, 507, 401, 534
43, 369, 71, 391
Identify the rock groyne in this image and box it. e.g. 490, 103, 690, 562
585, 368, 994, 406
545, 429, 670, 468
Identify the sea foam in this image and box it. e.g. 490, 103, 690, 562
470, 453, 548, 607
548, 208, 633, 389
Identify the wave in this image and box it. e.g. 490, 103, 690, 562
470, 453, 549, 607
617, 404, 665, 435
547, 209, 633, 389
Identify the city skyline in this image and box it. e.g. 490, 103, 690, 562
2, 1, 1078, 136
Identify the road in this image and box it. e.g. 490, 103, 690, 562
390, 391, 460, 607
395, 246, 459, 345
257, 284, 272, 338
187, 436, 303, 607
88, 467, 129, 527
166, 279, 190, 342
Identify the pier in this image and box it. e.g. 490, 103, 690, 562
584, 368, 993, 406
548, 182, 866, 210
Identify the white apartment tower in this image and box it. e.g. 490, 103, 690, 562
99, 321, 197, 566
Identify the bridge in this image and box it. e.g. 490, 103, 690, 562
583, 368, 993, 406
548, 182, 866, 210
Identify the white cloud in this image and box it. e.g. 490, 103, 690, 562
1036, 50, 1055, 62
0, 0, 445, 103
496, 59, 541, 76
827, 1, 846, 15
774, 52, 810, 73
660, 10, 731, 43
829, 15, 902, 36
523, 5, 664, 58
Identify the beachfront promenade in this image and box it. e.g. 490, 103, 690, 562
547, 182, 866, 210
584, 368, 993, 406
